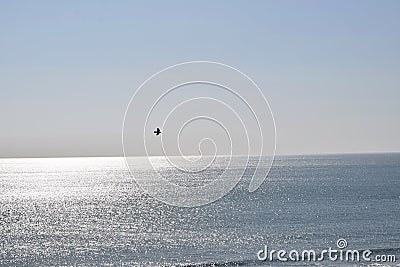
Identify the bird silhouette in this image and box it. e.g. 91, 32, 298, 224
154, 128, 161, 136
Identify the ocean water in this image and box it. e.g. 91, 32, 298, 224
0, 154, 399, 266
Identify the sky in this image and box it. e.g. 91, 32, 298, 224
1, 0, 399, 158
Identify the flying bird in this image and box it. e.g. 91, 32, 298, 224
154, 128, 161, 136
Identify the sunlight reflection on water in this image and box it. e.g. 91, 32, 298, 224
0, 154, 399, 266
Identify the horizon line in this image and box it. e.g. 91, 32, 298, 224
1, 151, 399, 160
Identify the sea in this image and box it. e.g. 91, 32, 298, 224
0, 153, 399, 266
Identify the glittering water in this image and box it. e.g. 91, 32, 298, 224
0, 154, 399, 266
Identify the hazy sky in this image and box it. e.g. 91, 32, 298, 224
1, 1, 399, 158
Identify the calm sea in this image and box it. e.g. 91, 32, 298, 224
0, 154, 399, 266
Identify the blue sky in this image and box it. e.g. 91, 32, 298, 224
1, 1, 399, 157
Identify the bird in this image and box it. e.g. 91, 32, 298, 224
154, 128, 161, 136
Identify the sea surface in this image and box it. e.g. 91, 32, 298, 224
0, 153, 399, 266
